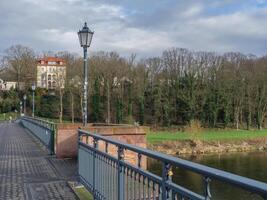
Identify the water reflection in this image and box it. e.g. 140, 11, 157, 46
147, 151, 267, 200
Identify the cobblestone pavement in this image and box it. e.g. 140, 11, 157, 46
0, 122, 78, 200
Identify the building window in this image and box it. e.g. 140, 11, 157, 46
48, 75, 51, 80
52, 81, 56, 88
48, 81, 52, 88
48, 61, 56, 65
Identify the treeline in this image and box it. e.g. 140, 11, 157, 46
0, 45, 267, 129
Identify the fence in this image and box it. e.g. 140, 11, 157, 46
20, 116, 56, 154
78, 129, 267, 200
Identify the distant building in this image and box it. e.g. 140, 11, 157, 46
36, 57, 66, 89
0, 79, 24, 91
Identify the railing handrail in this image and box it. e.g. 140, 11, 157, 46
79, 129, 267, 197
22, 116, 55, 125
20, 116, 55, 154
21, 116, 56, 130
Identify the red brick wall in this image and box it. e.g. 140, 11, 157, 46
56, 124, 148, 168
56, 124, 82, 158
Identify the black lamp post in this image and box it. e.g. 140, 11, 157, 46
20, 101, 22, 116
31, 83, 36, 117
23, 94, 27, 115
78, 22, 94, 126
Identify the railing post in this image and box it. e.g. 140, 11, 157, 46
77, 130, 81, 188
93, 138, 98, 198
50, 123, 55, 155
118, 146, 124, 200
162, 163, 172, 200
105, 142, 108, 153
138, 153, 142, 168
204, 176, 212, 200
86, 135, 88, 144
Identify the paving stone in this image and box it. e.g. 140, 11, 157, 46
26, 181, 76, 200
47, 158, 78, 181
0, 122, 78, 200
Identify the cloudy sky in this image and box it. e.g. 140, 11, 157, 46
1, 0, 267, 57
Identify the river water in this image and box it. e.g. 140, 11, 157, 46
147, 151, 267, 200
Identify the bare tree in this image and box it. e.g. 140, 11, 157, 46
54, 67, 66, 123
68, 75, 83, 123
4, 45, 36, 89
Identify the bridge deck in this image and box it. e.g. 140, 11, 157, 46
0, 122, 78, 200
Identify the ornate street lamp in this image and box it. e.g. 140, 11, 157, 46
78, 22, 94, 126
31, 83, 36, 117
23, 94, 27, 115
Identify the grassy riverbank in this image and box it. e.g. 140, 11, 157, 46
147, 129, 267, 155
147, 129, 267, 143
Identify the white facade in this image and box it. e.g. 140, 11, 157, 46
0, 79, 24, 91
0, 80, 16, 90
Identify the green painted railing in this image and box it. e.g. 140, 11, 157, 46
20, 116, 56, 154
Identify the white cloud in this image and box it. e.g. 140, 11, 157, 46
37, 29, 76, 43
181, 4, 203, 18
103, 28, 172, 54
195, 11, 267, 37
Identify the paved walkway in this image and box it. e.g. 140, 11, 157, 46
0, 122, 78, 200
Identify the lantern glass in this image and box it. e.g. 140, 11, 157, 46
80, 32, 88, 46
87, 32, 93, 46
78, 22, 94, 47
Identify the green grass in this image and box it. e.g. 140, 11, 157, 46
73, 187, 93, 200
147, 129, 267, 143
0, 112, 19, 121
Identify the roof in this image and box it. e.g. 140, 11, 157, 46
37, 56, 66, 66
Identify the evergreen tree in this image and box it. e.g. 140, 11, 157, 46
92, 76, 101, 122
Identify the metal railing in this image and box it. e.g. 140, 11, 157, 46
20, 116, 56, 154
78, 129, 267, 200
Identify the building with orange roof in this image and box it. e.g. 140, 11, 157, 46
36, 57, 66, 89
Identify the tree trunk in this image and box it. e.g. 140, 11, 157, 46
71, 92, 74, 123
107, 81, 110, 124
247, 108, 251, 130
256, 85, 267, 130
245, 86, 251, 130
59, 89, 63, 123
234, 106, 240, 130
80, 94, 83, 121
257, 108, 266, 130
240, 109, 243, 129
